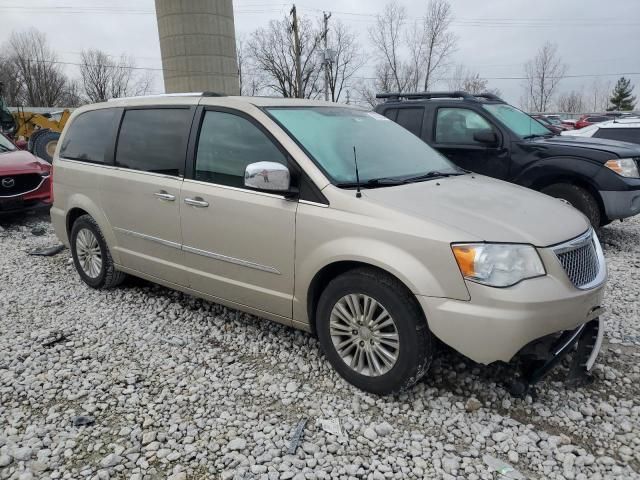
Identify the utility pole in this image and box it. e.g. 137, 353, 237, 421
290, 5, 303, 98
322, 11, 332, 101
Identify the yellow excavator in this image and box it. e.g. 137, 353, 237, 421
0, 81, 71, 163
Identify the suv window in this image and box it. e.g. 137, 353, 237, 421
60, 109, 117, 163
435, 108, 493, 144
594, 128, 640, 143
195, 110, 287, 188
382, 108, 398, 121
116, 108, 192, 176
396, 108, 424, 137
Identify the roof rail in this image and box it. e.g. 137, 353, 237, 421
107, 92, 226, 102
375, 91, 505, 103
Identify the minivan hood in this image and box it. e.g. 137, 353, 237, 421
362, 174, 589, 247
528, 135, 640, 160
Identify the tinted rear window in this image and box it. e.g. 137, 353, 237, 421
116, 108, 192, 176
594, 128, 640, 144
396, 108, 424, 137
60, 109, 117, 163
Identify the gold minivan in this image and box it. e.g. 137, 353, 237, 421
52, 94, 607, 395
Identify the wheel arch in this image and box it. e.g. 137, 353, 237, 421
305, 260, 425, 336
63, 195, 120, 263
531, 174, 606, 221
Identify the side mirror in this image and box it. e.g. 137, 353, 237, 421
473, 130, 498, 145
244, 161, 291, 192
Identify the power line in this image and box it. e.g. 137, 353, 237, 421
21, 56, 640, 81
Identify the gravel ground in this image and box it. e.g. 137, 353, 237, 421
1, 212, 639, 480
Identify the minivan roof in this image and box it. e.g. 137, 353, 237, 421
90, 93, 360, 110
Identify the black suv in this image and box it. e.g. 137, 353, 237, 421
375, 91, 640, 227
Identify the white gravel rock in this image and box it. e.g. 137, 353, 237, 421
0, 213, 639, 479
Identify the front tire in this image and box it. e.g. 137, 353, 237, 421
541, 183, 602, 227
316, 267, 433, 395
70, 214, 126, 289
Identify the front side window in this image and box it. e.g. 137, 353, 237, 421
60, 109, 117, 163
482, 103, 550, 138
435, 108, 494, 144
267, 107, 458, 184
195, 110, 287, 188
116, 108, 192, 176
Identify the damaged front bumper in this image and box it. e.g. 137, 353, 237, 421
508, 315, 604, 397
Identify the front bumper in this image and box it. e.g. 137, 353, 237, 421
0, 176, 52, 215
600, 189, 640, 220
417, 244, 606, 364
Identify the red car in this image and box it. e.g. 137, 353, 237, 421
575, 114, 610, 130
0, 132, 52, 214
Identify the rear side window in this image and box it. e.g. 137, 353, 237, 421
60, 109, 117, 163
382, 108, 398, 121
396, 108, 424, 137
593, 128, 640, 144
116, 108, 192, 176
194, 110, 287, 188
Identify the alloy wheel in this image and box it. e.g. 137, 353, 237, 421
75, 228, 102, 279
329, 293, 400, 377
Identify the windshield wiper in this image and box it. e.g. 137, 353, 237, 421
401, 171, 465, 183
335, 177, 407, 189
523, 133, 554, 140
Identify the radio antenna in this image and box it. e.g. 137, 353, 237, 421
353, 145, 362, 198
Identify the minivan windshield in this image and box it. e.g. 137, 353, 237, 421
0, 134, 17, 153
267, 107, 461, 186
483, 103, 551, 139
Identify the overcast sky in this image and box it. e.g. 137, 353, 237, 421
1, 0, 639, 107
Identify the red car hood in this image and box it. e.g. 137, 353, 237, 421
0, 150, 51, 176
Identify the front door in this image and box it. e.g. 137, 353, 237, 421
100, 107, 194, 285
180, 109, 297, 319
431, 107, 509, 179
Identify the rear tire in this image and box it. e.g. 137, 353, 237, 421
541, 183, 602, 227
70, 214, 127, 289
32, 130, 60, 163
316, 267, 433, 395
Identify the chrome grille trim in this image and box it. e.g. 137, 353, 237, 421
552, 229, 606, 290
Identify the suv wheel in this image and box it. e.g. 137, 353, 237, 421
316, 267, 433, 395
70, 214, 126, 289
541, 184, 602, 227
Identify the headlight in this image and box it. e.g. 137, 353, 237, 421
451, 243, 545, 287
605, 158, 639, 178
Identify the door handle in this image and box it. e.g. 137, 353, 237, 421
184, 197, 209, 208
154, 191, 175, 201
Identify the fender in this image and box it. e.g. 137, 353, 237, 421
292, 236, 470, 326
513, 156, 603, 191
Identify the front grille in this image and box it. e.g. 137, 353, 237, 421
554, 231, 601, 288
0, 174, 43, 197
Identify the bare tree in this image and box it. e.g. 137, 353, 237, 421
7, 29, 67, 107
557, 90, 585, 113
237, 36, 267, 96
588, 78, 612, 112
79, 49, 152, 103
369, 3, 413, 93
448, 64, 487, 94
248, 15, 323, 98
326, 20, 365, 102
419, 0, 457, 91
522, 42, 567, 112
0, 54, 24, 106
59, 79, 84, 107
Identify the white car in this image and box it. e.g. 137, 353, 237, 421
561, 117, 640, 144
